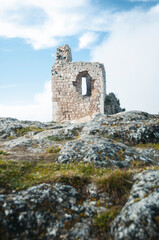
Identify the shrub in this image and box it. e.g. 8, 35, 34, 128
94, 206, 121, 231
46, 145, 61, 153
0, 150, 8, 155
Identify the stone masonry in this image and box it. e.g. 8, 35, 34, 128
51, 44, 106, 122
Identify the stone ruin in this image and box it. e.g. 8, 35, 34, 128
51, 44, 106, 122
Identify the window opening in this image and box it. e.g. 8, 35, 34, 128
82, 77, 87, 95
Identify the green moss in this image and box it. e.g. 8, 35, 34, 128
96, 169, 133, 204
94, 206, 121, 231
46, 145, 61, 153
0, 161, 109, 192
46, 136, 63, 141
7, 136, 16, 139
129, 160, 147, 168
46, 136, 74, 141
134, 198, 141, 203
0, 150, 8, 155
14, 126, 43, 136
135, 143, 159, 150
0, 160, 34, 190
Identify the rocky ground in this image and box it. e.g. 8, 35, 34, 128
0, 111, 159, 239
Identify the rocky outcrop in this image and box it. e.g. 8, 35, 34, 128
0, 111, 159, 239
111, 170, 159, 240
82, 111, 159, 145
0, 183, 97, 240
104, 93, 125, 115
58, 135, 153, 167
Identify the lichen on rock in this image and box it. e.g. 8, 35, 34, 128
0, 110, 159, 239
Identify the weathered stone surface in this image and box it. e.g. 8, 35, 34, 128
0, 111, 159, 239
0, 117, 48, 139
82, 111, 159, 145
104, 92, 125, 115
3, 120, 82, 153
111, 170, 159, 240
0, 183, 108, 240
58, 135, 153, 167
52, 44, 106, 122
0, 184, 93, 239
135, 147, 159, 162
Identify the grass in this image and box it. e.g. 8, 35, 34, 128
96, 169, 133, 204
0, 160, 133, 194
129, 160, 148, 168
46, 136, 74, 141
135, 143, 159, 150
0, 150, 8, 155
0, 158, 157, 194
93, 169, 133, 238
0, 160, 102, 192
46, 136, 63, 141
0, 159, 158, 238
14, 126, 44, 136
46, 145, 61, 153
94, 206, 121, 231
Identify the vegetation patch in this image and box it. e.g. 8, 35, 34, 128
46, 136, 63, 141
0, 158, 158, 238
46, 145, 61, 153
129, 160, 148, 168
94, 206, 121, 231
134, 198, 141, 203
135, 143, 159, 150
0, 161, 109, 192
0, 150, 8, 155
0, 158, 157, 194
46, 136, 74, 141
96, 169, 133, 205
14, 126, 44, 136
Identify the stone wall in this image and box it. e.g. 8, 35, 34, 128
51, 44, 106, 122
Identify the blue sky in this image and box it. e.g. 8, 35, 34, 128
0, 0, 159, 121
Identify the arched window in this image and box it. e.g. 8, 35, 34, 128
73, 71, 92, 97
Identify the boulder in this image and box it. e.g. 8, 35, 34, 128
111, 170, 159, 240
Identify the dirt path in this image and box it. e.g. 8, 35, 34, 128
0, 140, 57, 162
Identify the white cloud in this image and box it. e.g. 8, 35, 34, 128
0, 0, 116, 49
0, 81, 52, 122
91, 4, 159, 114
79, 32, 99, 49
1, 0, 159, 120
0, 0, 98, 49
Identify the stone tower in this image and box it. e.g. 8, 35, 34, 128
51, 44, 106, 122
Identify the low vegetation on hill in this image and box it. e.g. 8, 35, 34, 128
0, 111, 159, 239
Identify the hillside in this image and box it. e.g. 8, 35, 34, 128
0, 111, 159, 240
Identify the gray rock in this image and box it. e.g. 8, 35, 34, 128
111, 170, 159, 240
0, 183, 99, 240
104, 92, 125, 115
58, 135, 153, 167
82, 111, 159, 145
4, 121, 82, 152
135, 147, 159, 164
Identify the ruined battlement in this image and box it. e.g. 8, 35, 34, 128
55, 44, 72, 64
51, 44, 106, 122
